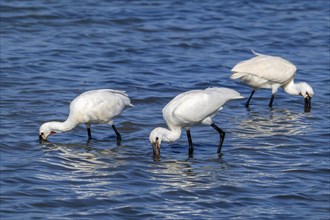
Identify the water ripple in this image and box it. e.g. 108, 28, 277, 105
1, 0, 329, 219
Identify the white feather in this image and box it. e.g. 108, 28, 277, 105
230, 50, 314, 110
150, 87, 243, 143
39, 89, 132, 140
231, 51, 297, 85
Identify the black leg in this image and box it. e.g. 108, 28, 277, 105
87, 127, 92, 140
245, 90, 255, 108
211, 123, 225, 156
186, 129, 194, 157
269, 94, 275, 107
112, 124, 122, 145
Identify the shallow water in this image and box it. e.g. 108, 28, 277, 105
1, 0, 329, 219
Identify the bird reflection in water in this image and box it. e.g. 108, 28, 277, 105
237, 108, 310, 139
149, 158, 229, 191
37, 142, 126, 199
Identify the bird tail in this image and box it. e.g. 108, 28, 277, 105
251, 49, 264, 56
206, 87, 244, 99
231, 93, 244, 99
230, 72, 246, 80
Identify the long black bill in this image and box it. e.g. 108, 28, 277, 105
39, 135, 47, 144
304, 96, 311, 112
152, 141, 160, 161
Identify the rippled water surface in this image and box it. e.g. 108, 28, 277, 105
1, 0, 329, 219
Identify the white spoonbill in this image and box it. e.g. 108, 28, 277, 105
149, 87, 243, 160
231, 50, 314, 112
39, 89, 133, 142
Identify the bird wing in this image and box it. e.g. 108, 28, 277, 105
163, 89, 239, 127
167, 92, 216, 126
231, 53, 297, 84
93, 89, 131, 99
69, 89, 132, 123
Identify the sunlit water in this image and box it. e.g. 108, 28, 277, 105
1, 0, 329, 219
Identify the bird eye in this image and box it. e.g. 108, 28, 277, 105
156, 137, 159, 141
41, 132, 44, 136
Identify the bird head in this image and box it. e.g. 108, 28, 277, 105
297, 82, 314, 112
149, 128, 164, 161
39, 122, 57, 141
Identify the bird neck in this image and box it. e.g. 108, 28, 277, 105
161, 126, 182, 142
283, 80, 300, 96
48, 117, 78, 133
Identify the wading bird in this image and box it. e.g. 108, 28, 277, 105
39, 89, 133, 143
231, 50, 314, 112
149, 87, 243, 160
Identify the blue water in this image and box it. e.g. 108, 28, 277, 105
1, 0, 329, 219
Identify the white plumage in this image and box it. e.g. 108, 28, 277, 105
149, 87, 243, 159
39, 89, 133, 142
231, 50, 314, 112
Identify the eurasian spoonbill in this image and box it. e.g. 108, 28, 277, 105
149, 87, 243, 160
39, 89, 133, 142
231, 50, 314, 112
